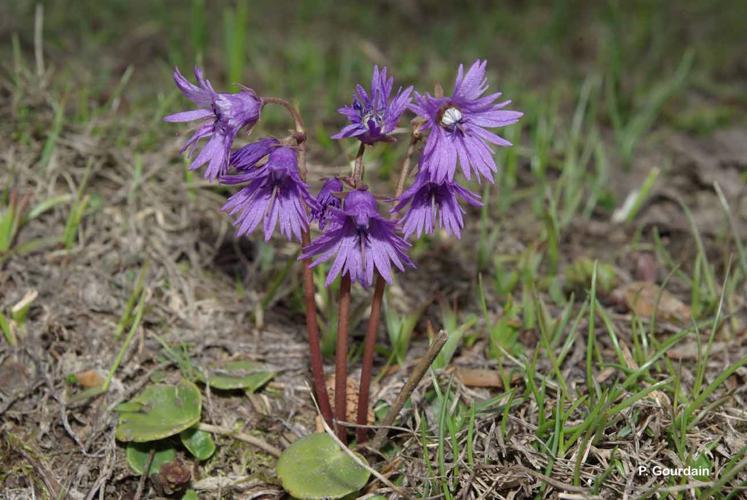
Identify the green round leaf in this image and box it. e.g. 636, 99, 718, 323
196, 360, 275, 392
180, 427, 215, 460
126, 441, 177, 476
116, 379, 202, 442
181, 489, 199, 500
277, 433, 370, 499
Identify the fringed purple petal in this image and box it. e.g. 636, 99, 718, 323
230, 137, 279, 169
164, 109, 214, 123
172, 67, 214, 107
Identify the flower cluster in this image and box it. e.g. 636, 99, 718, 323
165, 60, 521, 446
166, 67, 314, 241
166, 61, 520, 288
393, 60, 523, 244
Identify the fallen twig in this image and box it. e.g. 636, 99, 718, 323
371, 329, 449, 449
198, 422, 282, 458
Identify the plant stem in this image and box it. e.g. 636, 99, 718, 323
334, 275, 352, 442
356, 130, 421, 443
261, 96, 305, 135
261, 96, 333, 426
300, 232, 333, 426
355, 276, 385, 443
394, 132, 421, 196
370, 329, 449, 450
352, 142, 366, 188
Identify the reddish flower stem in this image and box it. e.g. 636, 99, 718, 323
352, 142, 366, 188
263, 96, 333, 426
300, 232, 333, 426
335, 275, 352, 442
356, 131, 420, 443
355, 274, 385, 442
395, 133, 421, 196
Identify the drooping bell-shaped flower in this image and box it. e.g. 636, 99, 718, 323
393, 168, 482, 239
301, 189, 414, 287
221, 139, 316, 242
165, 67, 261, 181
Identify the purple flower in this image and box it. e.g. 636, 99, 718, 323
310, 177, 344, 229
332, 66, 413, 145
393, 168, 482, 239
301, 189, 414, 287
409, 60, 522, 183
221, 140, 316, 242
165, 67, 261, 181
